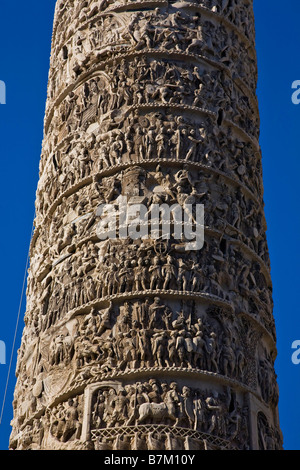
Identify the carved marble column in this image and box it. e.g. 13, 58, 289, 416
10, 0, 283, 450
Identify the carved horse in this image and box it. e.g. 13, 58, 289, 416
137, 402, 177, 425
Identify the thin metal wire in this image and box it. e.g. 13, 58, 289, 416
0, 215, 35, 427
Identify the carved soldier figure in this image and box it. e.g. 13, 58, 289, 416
220, 337, 236, 377
166, 330, 178, 367
149, 256, 162, 290
148, 297, 165, 330
126, 383, 150, 426
180, 386, 195, 429
152, 331, 168, 367
92, 391, 106, 429
137, 328, 152, 367
177, 258, 189, 291
192, 331, 206, 369
206, 332, 219, 373
163, 382, 181, 425
109, 389, 128, 427
61, 399, 81, 443
162, 255, 176, 290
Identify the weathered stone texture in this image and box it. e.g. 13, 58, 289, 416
10, 0, 282, 450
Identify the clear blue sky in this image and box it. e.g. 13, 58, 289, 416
0, 0, 299, 450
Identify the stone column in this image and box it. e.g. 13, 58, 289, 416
10, 0, 283, 450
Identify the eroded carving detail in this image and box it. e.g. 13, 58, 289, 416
10, 0, 282, 450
